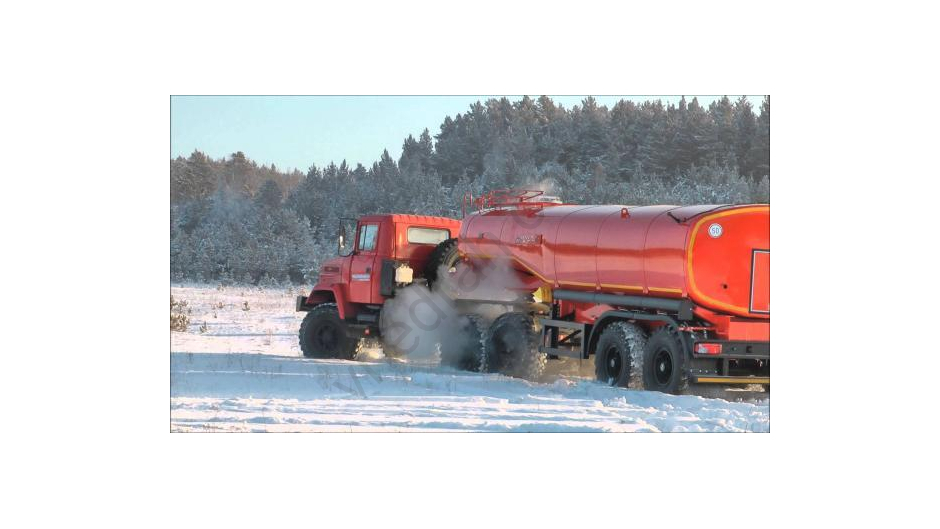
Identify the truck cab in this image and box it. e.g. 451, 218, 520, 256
295, 214, 461, 359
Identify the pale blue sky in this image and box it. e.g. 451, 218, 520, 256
171, 95, 764, 172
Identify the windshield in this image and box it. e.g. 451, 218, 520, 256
358, 224, 378, 252
338, 218, 358, 257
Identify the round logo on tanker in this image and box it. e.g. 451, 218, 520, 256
708, 223, 723, 238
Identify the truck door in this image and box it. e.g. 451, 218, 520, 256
350, 223, 379, 304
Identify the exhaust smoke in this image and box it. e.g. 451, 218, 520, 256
380, 257, 526, 363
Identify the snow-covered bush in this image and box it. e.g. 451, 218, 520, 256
170, 295, 190, 332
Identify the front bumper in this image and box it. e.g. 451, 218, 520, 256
295, 295, 310, 312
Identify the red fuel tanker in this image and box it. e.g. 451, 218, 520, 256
452, 190, 770, 392
296, 189, 769, 395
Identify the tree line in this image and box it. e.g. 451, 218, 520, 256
171, 95, 770, 285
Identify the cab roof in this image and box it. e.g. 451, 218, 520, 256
360, 213, 461, 227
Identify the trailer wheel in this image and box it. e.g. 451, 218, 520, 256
299, 303, 359, 360
483, 312, 545, 380
440, 314, 487, 372
425, 238, 459, 290
594, 321, 647, 388
642, 327, 689, 394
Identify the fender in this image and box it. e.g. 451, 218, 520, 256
586, 310, 687, 360
303, 285, 358, 319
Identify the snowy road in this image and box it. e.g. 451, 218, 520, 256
170, 285, 769, 432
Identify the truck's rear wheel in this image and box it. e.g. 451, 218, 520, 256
642, 327, 689, 394
483, 312, 545, 380
425, 238, 459, 290
594, 321, 647, 388
440, 314, 486, 371
299, 303, 359, 360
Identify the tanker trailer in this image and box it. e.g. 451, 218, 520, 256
430, 190, 769, 395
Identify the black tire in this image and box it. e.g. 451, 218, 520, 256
299, 303, 359, 360
483, 312, 545, 380
642, 327, 689, 395
440, 313, 487, 371
594, 321, 648, 388
425, 238, 459, 290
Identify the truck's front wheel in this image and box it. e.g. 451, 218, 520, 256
299, 303, 359, 360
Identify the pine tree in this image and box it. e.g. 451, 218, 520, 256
417, 129, 435, 171
572, 96, 610, 173
707, 96, 736, 168
733, 96, 758, 177
636, 101, 669, 175
608, 100, 640, 179
377, 149, 400, 183
751, 96, 770, 178
255, 179, 282, 209
669, 96, 707, 173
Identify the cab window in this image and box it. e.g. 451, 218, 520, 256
358, 224, 378, 252
407, 227, 449, 245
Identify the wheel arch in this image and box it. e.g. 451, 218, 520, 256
587, 310, 689, 359
306, 287, 357, 319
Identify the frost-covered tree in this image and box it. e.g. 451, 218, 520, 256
255, 179, 283, 209
171, 96, 769, 285
752, 96, 770, 179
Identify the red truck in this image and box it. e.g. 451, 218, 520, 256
296, 190, 769, 394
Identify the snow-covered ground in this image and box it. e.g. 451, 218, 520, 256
170, 285, 769, 432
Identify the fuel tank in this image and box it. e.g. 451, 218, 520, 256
457, 203, 770, 318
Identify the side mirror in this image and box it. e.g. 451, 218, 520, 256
338, 223, 347, 252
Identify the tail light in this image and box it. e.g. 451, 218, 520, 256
695, 343, 722, 355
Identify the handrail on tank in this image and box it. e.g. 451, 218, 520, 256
462, 188, 562, 216
461, 191, 473, 218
